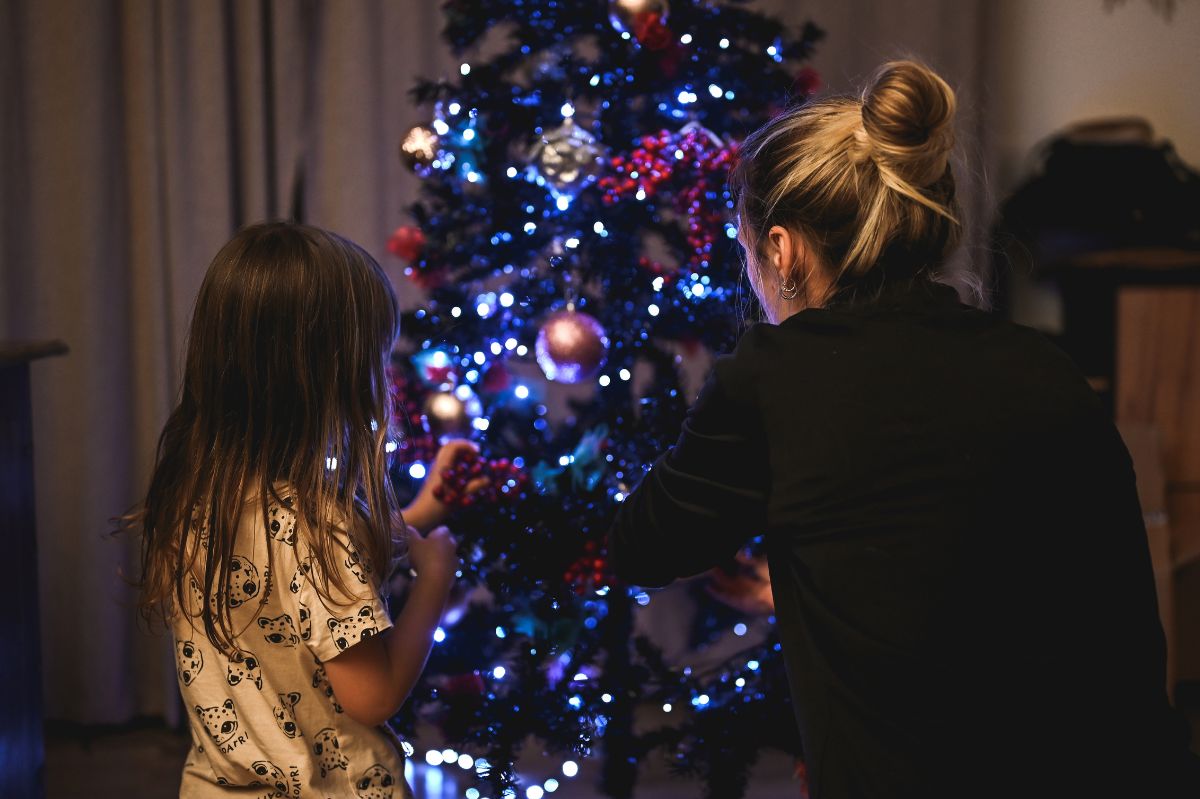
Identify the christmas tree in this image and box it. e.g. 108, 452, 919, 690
386, 1, 822, 796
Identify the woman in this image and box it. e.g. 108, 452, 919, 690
609, 61, 1199, 798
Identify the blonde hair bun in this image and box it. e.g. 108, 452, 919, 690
860, 60, 956, 189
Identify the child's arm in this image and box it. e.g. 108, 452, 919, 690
322, 525, 458, 727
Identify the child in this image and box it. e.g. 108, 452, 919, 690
126, 222, 474, 798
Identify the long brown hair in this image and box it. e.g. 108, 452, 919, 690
729, 60, 961, 300
124, 221, 402, 654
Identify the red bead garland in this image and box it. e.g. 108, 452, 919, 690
563, 539, 612, 595
599, 127, 736, 269
433, 449, 529, 508
390, 371, 438, 466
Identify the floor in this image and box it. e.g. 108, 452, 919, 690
44, 702, 1200, 799
43, 721, 802, 799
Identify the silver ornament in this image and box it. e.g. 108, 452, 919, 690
530, 118, 605, 193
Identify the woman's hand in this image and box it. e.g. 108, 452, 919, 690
402, 439, 488, 530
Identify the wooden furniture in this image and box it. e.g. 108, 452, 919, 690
1118, 424, 1176, 692
1114, 283, 1200, 690
0, 340, 67, 799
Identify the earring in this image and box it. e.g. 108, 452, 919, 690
779, 277, 800, 300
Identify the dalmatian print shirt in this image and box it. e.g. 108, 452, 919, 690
172, 494, 411, 798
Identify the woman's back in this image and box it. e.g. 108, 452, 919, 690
752, 279, 1191, 796
611, 277, 1199, 797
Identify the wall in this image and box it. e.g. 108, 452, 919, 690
983, 0, 1200, 331
987, 0, 1200, 190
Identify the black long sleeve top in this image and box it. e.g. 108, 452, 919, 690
609, 278, 1200, 798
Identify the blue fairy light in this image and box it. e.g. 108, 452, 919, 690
747, 659, 760, 671
719, 37, 730, 48
495, 626, 506, 639
514, 385, 530, 399
493, 665, 506, 678
460, 63, 471, 75
408, 463, 426, 479
734, 622, 748, 636
560, 102, 575, 118
433, 627, 446, 643
433, 119, 450, 135
462, 128, 476, 141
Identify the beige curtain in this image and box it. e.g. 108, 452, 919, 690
1, 0, 986, 724
0, 0, 453, 723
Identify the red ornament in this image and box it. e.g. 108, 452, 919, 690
441, 672, 487, 697
633, 11, 672, 50
481, 362, 511, 393
387, 225, 425, 262
793, 66, 821, 97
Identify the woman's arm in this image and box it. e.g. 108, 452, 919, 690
608, 346, 769, 587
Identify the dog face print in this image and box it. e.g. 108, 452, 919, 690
267, 496, 296, 546
289, 558, 313, 594
195, 698, 238, 746
313, 728, 349, 777
176, 640, 204, 686
187, 576, 205, 614
328, 606, 378, 652
257, 613, 299, 647
272, 691, 302, 738
344, 543, 369, 584
227, 556, 261, 608
312, 664, 343, 713
298, 602, 311, 641
251, 760, 288, 797
226, 649, 262, 690
355, 763, 396, 799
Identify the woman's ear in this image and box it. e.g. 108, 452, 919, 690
766, 225, 803, 285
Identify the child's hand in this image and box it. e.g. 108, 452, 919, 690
404, 439, 488, 529
406, 525, 459, 589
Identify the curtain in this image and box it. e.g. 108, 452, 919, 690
0, 0, 454, 724
0, 0, 986, 724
